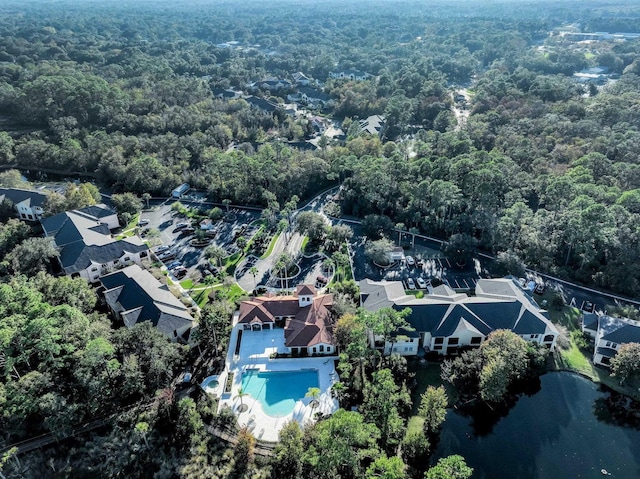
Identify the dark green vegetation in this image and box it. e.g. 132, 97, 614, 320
1, 0, 640, 477
0, 0, 637, 295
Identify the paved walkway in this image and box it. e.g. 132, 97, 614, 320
216, 324, 339, 442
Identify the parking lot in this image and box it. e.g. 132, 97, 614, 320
141, 200, 260, 282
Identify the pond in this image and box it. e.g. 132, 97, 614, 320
433, 372, 640, 479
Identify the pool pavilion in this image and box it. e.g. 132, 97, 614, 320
215, 285, 340, 442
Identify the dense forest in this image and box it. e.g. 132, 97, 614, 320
1, 0, 640, 477
0, 0, 639, 294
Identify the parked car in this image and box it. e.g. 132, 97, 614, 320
534, 283, 546, 295
406, 278, 416, 290
158, 251, 176, 261
167, 260, 182, 270
417, 277, 427, 289
174, 268, 188, 279
416, 257, 424, 267
173, 222, 190, 232
406, 256, 415, 267
138, 218, 150, 226
581, 301, 595, 313
155, 245, 171, 253
316, 275, 328, 285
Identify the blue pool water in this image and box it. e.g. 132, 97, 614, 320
241, 369, 319, 416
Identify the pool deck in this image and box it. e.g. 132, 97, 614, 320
217, 320, 339, 442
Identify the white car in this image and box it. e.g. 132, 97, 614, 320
417, 277, 427, 289
138, 218, 150, 226
406, 256, 415, 267
406, 278, 416, 290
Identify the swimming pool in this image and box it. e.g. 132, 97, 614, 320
241, 369, 319, 417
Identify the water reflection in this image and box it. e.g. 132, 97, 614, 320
434, 372, 640, 479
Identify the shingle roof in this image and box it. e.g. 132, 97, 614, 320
596, 347, 617, 358
74, 203, 116, 220
358, 115, 386, 135
43, 210, 148, 274
0, 187, 48, 208
598, 316, 640, 344
101, 265, 193, 337
582, 312, 599, 331
360, 278, 557, 339
299, 86, 331, 102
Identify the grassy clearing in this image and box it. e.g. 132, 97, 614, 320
224, 251, 244, 275
260, 231, 280, 259
407, 361, 449, 415
180, 279, 194, 289
300, 236, 309, 253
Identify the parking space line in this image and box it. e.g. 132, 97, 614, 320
445, 258, 452, 268
437, 258, 443, 268
463, 278, 470, 288
454, 279, 461, 288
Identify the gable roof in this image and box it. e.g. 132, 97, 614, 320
359, 278, 558, 339
299, 86, 331, 102
237, 286, 335, 348
245, 96, 279, 113
73, 203, 117, 220
0, 187, 48, 208
359, 115, 386, 135
101, 264, 193, 338
598, 315, 640, 344
42, 210, 148, 274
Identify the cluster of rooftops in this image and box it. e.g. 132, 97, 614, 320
4, 187, 638, 364
234, 277, 560, 356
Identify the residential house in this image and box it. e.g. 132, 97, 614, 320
250, 79, 292, 91
0, 187, 48, 221
213, 88, 242, 100
287, 86, 333, 109
359, 277, 558, 356
292, 71, 311, 86
359, 115, 386, 137
41, 210, 149, 283
585, 315, 640, 367
245, 96, 280, 114
330, 69, 371, 81
237, 284, 336, 356
101, 264, 194, 342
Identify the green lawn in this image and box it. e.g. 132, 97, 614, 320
260, 231, 280, 259
300, 236, 309, 254
408, 361, 448, 415
224, 251, 244, 275
180, 279, 194, 289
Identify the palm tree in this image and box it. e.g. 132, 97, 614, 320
249, 266, 259, 290
222, 198, 232, 213
305, 387, 321, 409
205, 245, 226, 267
235, 387, 248, 412
142, 192, 152, 209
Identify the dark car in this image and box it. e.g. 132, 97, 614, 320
534, 283, 546, 295
174, 268, 188, 279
